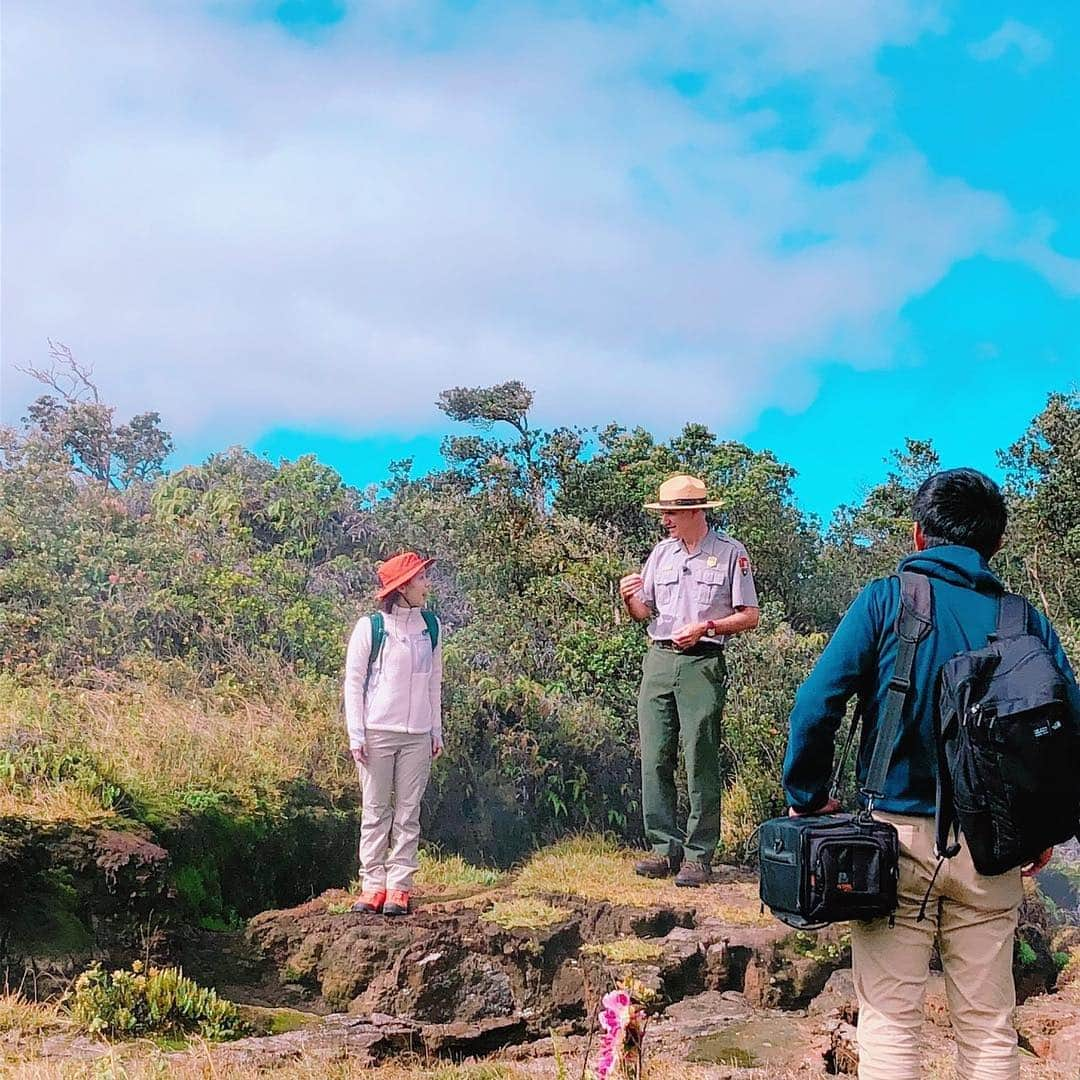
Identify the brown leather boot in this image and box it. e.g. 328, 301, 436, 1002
674, 861, 712, 888
634, 853, 679, 878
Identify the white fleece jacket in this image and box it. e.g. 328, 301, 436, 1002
343, 606, 443, 749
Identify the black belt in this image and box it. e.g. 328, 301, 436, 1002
652, 640, 724, 657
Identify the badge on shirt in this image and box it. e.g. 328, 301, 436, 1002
738, 555, 750, 576
707, 556, 718, 568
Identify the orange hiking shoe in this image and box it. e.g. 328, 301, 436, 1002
351, 889, 386, 914
383, 889, 410, 916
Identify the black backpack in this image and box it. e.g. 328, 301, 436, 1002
932, 589, 1080, 877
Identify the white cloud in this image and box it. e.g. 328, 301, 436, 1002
969, 19, 1053, 72
0, 1, 1062, 446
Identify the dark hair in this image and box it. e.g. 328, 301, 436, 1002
912, 468, 1007, 560
379, 590, 403, 613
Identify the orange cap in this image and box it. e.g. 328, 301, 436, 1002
376, 551, 435, 599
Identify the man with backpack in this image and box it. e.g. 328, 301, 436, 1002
782, 469, 1080, 1079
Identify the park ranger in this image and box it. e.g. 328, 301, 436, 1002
619, 475, 760, 887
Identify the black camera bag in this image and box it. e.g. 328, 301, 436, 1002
758, 572, 932, 929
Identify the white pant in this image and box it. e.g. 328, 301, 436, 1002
358, 729, 432, 892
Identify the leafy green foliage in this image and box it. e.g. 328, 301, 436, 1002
2, 368, 1075, 871
998, 390, 1080, 636
69, 962, 248, 1041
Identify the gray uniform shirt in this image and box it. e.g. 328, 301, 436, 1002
640, 529, 759, 645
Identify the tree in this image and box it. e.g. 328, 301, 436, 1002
998, 390, 1080, 631
18, 341, 173, 488
436, 381, 581, 515
555, 422, 824, 627
817, 439, 942, 620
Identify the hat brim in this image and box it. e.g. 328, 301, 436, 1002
643, 500, 723, 511
376, 557, 436, 599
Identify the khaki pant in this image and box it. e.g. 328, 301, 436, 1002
358, 729, 432, 892
852, 812, 1023, 1080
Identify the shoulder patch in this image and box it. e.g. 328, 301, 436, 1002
738, 555, 751, 576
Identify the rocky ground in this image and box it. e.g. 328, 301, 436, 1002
14, 852, 1080, 1079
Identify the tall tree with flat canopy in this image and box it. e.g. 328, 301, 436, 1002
437, 381, 580, 516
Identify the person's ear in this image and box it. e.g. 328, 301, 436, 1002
913, 522, 927, 551
990, 535, 1004, 558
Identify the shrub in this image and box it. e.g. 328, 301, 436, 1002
68, 962, 248, 1041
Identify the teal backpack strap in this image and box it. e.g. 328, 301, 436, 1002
365, 612, 385, 692
421, 609, 439, 649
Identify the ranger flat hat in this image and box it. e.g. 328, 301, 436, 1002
644, 474, 723, 511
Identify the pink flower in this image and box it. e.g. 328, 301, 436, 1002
595, 1035, 622, 1080
108, 573, 120, 585
603, 989, 632, 1010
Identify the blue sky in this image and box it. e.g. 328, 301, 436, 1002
3, 1, 1077, 523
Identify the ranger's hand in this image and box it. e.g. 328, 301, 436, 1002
351, 745, 368, 768
1021, 847, 1052, 877
671, 622, 706, 649
619, 573, 645, 601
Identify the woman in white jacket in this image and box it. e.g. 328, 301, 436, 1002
344, 551, 443, 916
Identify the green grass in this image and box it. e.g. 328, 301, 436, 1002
416, 848, 503, 890
581, 938, 664, 963
515, 834, 773, 926
480, 899, 570, 930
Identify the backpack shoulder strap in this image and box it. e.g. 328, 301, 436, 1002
993, 593, 1028, 641
863, 572, 934, 804
365, 613, 385, 691
421, 609, 439, 649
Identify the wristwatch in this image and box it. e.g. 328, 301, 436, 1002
704, 620, 717, 638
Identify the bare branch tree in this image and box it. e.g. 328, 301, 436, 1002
17, 339, 100, 404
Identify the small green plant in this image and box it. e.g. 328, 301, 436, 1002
1017, 941, 1038, 968
791, 929, 851, 964
1053, 950, 1071, 972
325, 901, 353, 915
69, 962, 248, 1041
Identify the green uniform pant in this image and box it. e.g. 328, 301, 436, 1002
637, 645, 727, 866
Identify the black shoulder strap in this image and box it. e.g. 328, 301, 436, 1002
862, 572, 933, 805
993, 593, 1028, 640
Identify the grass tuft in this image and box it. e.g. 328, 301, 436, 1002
480, 899, 570, 930
0, 992, 63, 1036
417, 848, 504, 891
581, 938, 664, 963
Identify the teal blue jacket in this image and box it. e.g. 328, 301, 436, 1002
782, 546, 1080, 815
